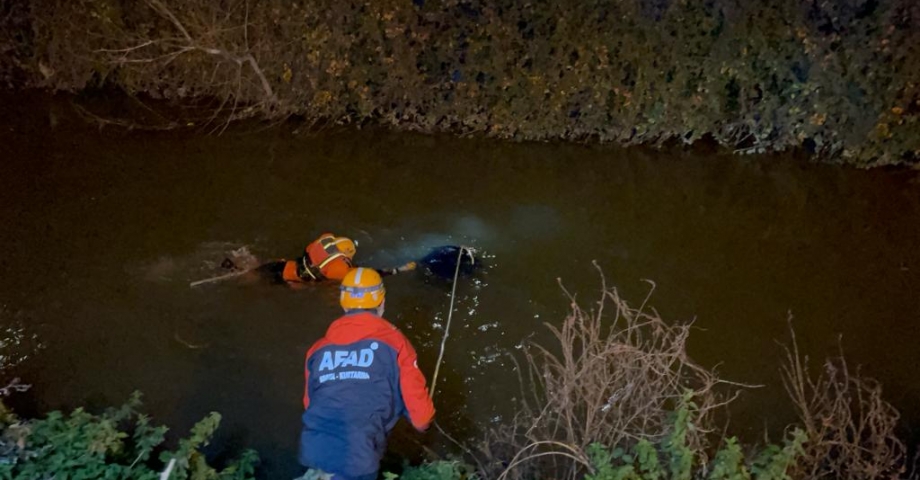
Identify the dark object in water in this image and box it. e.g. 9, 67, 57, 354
419, 246, 478, 279
254, 260, 290, 285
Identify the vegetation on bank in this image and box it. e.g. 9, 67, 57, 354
0, 0, 918, 166
390, 394, 808, 480
0, 275, 911, 479
0, 393, 258, 479
441, 276, 910, 480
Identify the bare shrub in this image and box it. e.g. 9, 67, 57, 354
782, 322, 909, 480
23, 0, 282, 129
464, 276, 911, 480
473, 268, 742, 480
99, 0, 278, 125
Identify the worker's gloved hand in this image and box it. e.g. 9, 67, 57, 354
377, 261, 417, 278
297, 469, 335, 480
398, 261, 417, 273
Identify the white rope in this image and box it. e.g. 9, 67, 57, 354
159, 458, 176, 480
429, 246, 471, 400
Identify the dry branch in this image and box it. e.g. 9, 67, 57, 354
782, 318, 908, 480
0, 378, 29, 397
145, 0, 275, 103
473, 267, 743, 480
90, 0, 278, 127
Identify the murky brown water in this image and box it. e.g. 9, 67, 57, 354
2, 94, 920, 477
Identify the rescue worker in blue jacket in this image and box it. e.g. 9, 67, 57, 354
299, 268, 436, 480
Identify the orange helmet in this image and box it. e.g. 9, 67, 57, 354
340, 267, 385, 310
334, 237, 357, 259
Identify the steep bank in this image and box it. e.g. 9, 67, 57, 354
1, 0, 918, 166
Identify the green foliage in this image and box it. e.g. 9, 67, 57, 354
634, 440, 663, 480
0, 392, 258, 480
585, 391, 806, 480
662, 392, 697, 480
707, 438, 749, 480
749, 430, 807, 480
385, 460, 472, 480
585, 440, 665, 480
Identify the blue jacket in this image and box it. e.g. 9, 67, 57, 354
299, 312, 435, 478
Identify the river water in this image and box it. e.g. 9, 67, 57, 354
2, 94, 919, 477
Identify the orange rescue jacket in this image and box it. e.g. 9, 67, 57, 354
282, 233, 353, 283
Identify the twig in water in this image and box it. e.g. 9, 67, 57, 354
189, 269, 249, 288
174, 332, 210, 349
0, 378, 30, 396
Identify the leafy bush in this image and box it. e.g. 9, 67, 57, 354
584, 393, 807, 480
1, 0, 917, 166
0, 392, 258, 479
385, 393, 805, 480
386, 460, 473, 480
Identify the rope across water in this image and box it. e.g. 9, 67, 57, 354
428, 246, 471, 400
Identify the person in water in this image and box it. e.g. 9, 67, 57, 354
255, 233, 356, 284
417, 245, 478, 279
299, 267, 435, 479
247, 233, 416, 286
